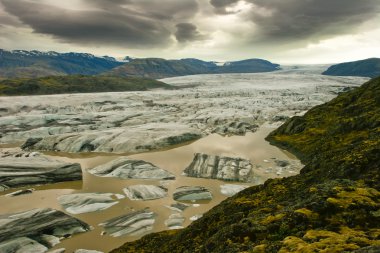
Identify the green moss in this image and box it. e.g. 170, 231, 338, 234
327, 187, 380, 209
280, 227, 380, 253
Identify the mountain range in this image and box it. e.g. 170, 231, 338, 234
0, 49, 280, 79
322, 58, 380, 78
107, 58, 281, 79
0, 49, 124, 78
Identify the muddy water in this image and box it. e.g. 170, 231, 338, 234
0, 126, 301, 253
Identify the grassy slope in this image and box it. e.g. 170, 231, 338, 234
112, 78, 380, 252
0, 75, 173, 96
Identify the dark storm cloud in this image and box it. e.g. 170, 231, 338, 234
210, 0, 380, 43
209, 0, 239, 14
175, 23, 207, 43
0, 0, 199, 48
84, 0, 198, 20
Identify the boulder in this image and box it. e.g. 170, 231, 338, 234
99, 209, 155, 237
89, 157, 175, 180
165, 202, 190, 212
0, 208, 90, 253
184, 153, 254, 182
58, 193, 121, 214
123, 185, 167, 201
0, 153, 82, 191
173, 186, 212, 201
164, 213, 185, 229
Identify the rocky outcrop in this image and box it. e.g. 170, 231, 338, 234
0, 208, 90, 253
183, 153, 254, 182
173, 186, 212, 201
0, 153, 82, 191
22, 123, 202, 153
99, 209, 156, 237
89, 158, 175, 180
58, 193, 122, 214
123, 185, 167, 201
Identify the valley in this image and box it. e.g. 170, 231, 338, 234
0, 67, 369, 252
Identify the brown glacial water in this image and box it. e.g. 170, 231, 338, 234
0, 126, 301, 253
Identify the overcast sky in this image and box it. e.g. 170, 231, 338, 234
1, 0, 379, 63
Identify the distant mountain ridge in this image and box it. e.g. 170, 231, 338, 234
322, 58, 380, 78
0, 49, 281, 79
107, 58, 281, 79
0, 49, 124, 78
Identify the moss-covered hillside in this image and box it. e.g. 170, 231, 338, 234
112, 78, 380, 252
0, 75, 172, 96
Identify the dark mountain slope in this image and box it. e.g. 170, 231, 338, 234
0, 49, 123, 78
0, 75, 172, 96
218, 59, 280, 73
108, 58, 212, 79
112, 77, 380, 252
323, 58, 380, 78
107, 58, 280, 79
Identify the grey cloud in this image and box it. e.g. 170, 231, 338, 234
0, 0, 200, 48
251, 0, 380, 42
210, 0, 239, 14
175, 23, 207, 43
210, 0, 380, 44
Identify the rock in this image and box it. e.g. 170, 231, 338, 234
21, 137, 43, 150
212, 121, 258, 136
173, 186, 212, 201
99, 209, 156, 237
58, 193, 120, 214
184, 153, 254, 182
74, 250, 104, 253
272, 115, 290, 122
0, 208, 90, 252
0, 151, 41, 158
220, 184, 249, 197
5, 188, 35, 197
165, 213, 185, 229
0, 237, 48, 253
22, 123, 203, 153
89, 157, 175, 180
48, 248, 66, 253
190, 214, 203, 221
275, 159, 290, 167
165, 202, 190, 212
123, 185, 167, 201
0, 154, 82, 191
